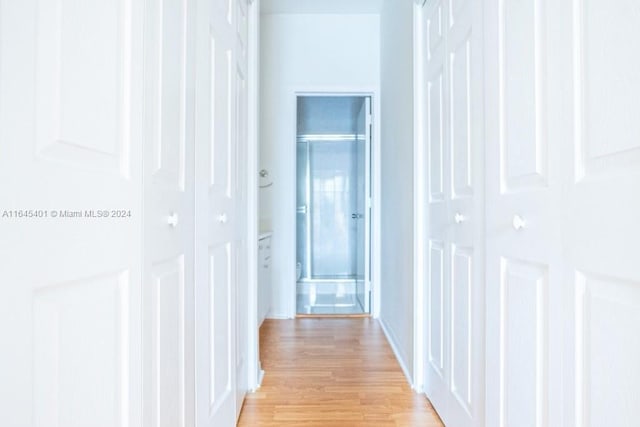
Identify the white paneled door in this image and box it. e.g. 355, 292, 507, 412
0, 1, 144, 426
565, 2, 640, 424
234, 0, 250, 417
195, 0, 249, 425
0, 1, 251, 426
422, 0, 484, 425
485, 1, 640, 426
484, 0, 565, 424
142, 1, 196, 427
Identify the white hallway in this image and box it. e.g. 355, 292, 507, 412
0, 0, 639, 426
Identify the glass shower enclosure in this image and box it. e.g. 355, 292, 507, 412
296, 96, 371, 315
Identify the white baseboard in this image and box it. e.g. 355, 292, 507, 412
250, 360, 265, 393
256, 369, 265, 390
266, 313, 290, 320
378, 317, 414, 389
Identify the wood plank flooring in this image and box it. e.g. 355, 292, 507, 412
238, 318, 444, 426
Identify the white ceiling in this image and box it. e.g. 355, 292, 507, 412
261, 0, 384, 15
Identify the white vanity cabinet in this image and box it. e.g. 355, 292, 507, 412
257, 233, 272, 326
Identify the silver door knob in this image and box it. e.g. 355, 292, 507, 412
167, 212, 179, 227
217, 213, 228, 224
512, 214, 526, 230
454, 212, 465, 224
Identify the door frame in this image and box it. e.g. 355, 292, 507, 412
288, 87, 381, 319
247, 0, 261, 391
412, 0, 427, 392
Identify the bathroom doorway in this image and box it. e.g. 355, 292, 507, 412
296, 95, 372, 315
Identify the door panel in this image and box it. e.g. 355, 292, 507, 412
566, 2, 640, 425
501, 259, 548, 427
149, 257, 186, 427
210, 243, 233, 406
427, 2, 444, 57
451, 245, 472, 413
428, 70, 445, 202
575, 274, 640, 426
33, 272, 133, 427
143, 1, 195, 427
428, 241, 445, 379
500, 0, 547, 192
425, 38, 448, 405
450, 35, 472, 198
35, 0, 132, 172
570, 0, 640, 277
0, 1, 144, 426
500, 0, 542, 189
154, 0, 188, 188
422, 0, 484, 425
196, 0, 247, 424
485, 0, 564, 424
211, 38, 233, 197
579, 0, 640, 165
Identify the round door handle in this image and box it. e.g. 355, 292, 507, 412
454, 212, 465, 224
167, 212, 179, 227
217, 213, 228, 224
512, 214, 526, 230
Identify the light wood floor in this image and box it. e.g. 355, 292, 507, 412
238, 318, 444, 426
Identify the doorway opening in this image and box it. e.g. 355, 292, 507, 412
295, 95, 372, 315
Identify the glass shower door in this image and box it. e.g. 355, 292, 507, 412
297, 139, 359, 278
309, 139, 358, 278
296, 137, 365, 314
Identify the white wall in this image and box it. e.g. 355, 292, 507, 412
378, 0, 414, 380
259, 13, 380, 317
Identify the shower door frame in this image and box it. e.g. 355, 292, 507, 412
291, 88, 379, 317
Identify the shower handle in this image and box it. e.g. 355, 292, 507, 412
351, 213, 364, 219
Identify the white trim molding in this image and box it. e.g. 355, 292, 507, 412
380, 318, 414, 388
412, 0, 426, 393
247, 0, 261, 392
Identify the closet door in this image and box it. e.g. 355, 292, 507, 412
560, 1, 640, 425
484, 0, 565, 425
447, 0, 485, 425
234, 0, 250, 416
422, 0, 484, 425
0, 1, 144, 426
195, 0, 248, 425
142, 1, 196, 426
487, 2, 640, 425
423, 0, 450, 413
